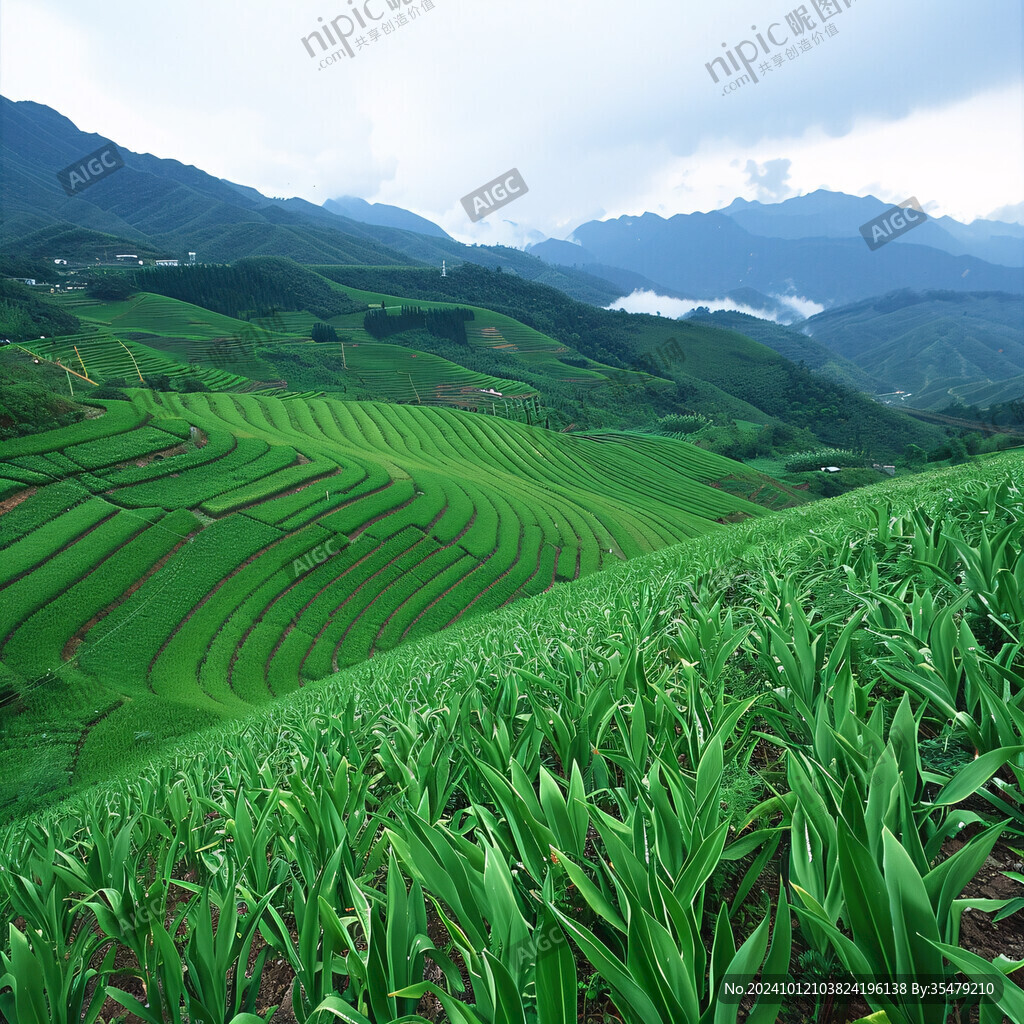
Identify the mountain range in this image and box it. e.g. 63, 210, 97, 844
528, 197, 1024, 311
802, 290, 1024, 409
0, 97, 623, 306
2, 94, 1021, 416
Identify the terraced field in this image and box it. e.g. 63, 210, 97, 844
0, 390, 803, 801
34, 293, 312, 394
330, 285, 662, 389
39, 289, 670, 434
330, 340, 536, 409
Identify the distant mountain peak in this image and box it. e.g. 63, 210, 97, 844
323, 195, 450, 239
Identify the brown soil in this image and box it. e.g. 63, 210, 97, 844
113, 443, 188, 471
0, 487, 35, 517
947, 836, 1024, 981
63, 532, 199, 660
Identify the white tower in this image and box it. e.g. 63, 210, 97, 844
441, 260, 447, 277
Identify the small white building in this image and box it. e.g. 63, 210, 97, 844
155, 259, 180, 267
821, 466, 841, 473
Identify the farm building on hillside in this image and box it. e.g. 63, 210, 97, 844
821, 466, 841, 473
155, 259, 180, 267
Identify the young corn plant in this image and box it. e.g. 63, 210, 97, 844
0, 921, 114, 1024
787, 732, 1016, 1024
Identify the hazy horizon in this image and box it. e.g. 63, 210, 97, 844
2, 0, 1022, 248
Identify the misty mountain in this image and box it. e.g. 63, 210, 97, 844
722, 191, 1024, 267
529, 196, 1024, 309
802, 290, 1024, 409
682, 309, 876, 393
323, 196, 450, 238
0, 96, 623, 307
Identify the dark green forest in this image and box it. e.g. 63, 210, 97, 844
130, 256, 363, 320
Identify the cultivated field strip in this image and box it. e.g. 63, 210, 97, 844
26, 292, 320, 396
0, 391, 785, 754
336, 340, 535, 407
4, 460, 1022, 1022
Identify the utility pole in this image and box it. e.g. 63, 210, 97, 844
73, 346, 92, 381
407, 373, 421, 404
117, 340, 145, 383
341, 340, 347, 369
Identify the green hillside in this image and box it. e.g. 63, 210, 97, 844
0, 275, 80, 342
0, 388, 802, 811
685, 308, 877, 392
4, 93, 1024, 1024
129, 257, 365, 321
804, 290, 1024, 409
0, 347, 88, 440
35, 288, 664, 424
320, 264, 947, 458
17, 261, 951, 463
1, 451, 1020, 1023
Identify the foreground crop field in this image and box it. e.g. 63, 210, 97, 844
1, 452, 1021, 1023
0, 390, 799, 811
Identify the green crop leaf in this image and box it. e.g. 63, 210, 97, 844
550, 906, 663, 1022
924, 940, 1024, 1023
534, 913, 577, 1024
931, 746, 1024, 806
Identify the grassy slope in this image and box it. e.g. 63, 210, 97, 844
319, 265, 947, 457
804, 291, 1024, 409
8, 447, 1021, 829
43, 290, 663, 418
329, 285, 668, 392
0, 388, 800, 813
40, 272, 944, 459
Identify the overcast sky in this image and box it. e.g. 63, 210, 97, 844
2, 0, 1022, 248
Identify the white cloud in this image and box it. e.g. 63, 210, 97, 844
604, 289, 822, 325
1, 0, 1021, 245
774, 294, 825, 320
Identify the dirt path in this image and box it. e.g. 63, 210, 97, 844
0, 487, 36, 517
